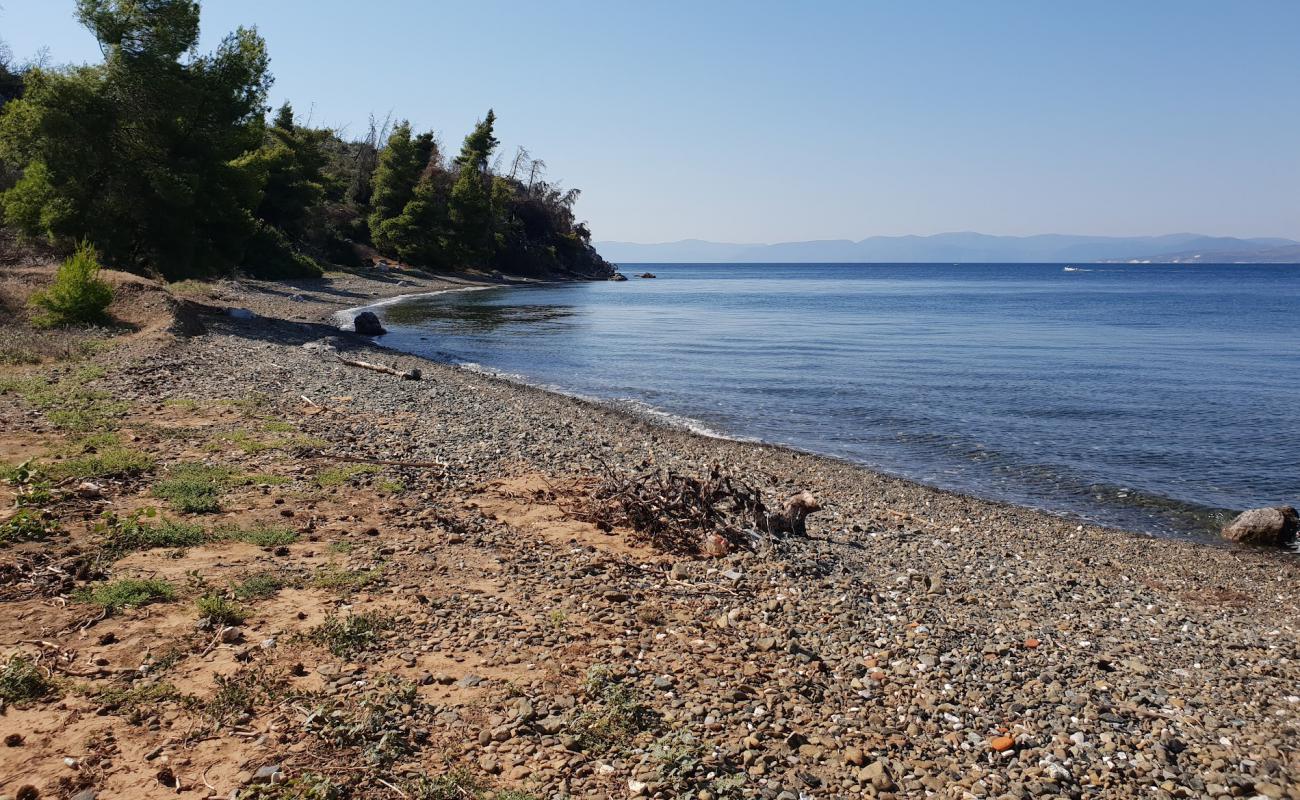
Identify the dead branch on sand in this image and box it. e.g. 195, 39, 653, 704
334, 354, 422, 381
576, 460, 819, 556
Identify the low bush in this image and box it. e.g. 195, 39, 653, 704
78, 578, 176, 612
196, 593, 247, 625
0, 655, 52, 704
152, 463, 236, 513
29, 242, 114, 328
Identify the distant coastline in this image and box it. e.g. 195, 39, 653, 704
596, 232, 1300, 264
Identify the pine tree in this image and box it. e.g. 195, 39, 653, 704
367, 122, 426, 252
0, 0, 278, 278
447, 110, 499, 266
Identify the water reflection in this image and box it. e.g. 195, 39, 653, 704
382, 291, 579, 333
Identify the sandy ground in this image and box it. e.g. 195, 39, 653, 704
0, 265, 1295, 800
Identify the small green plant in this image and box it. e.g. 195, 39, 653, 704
29, 242, 114, 328
547, 609, 568, 631
226, 392, 272, 417
162, 396, 200, 411
0, 655, 52, 704
3, 460, 54, 507
233, 571, 286, 600
42, 435, 153, 480
206, 665, 285, 723
311, 563, 382, 594
218, 522, 299, 548
315, 464, 378, 488
78, 578, 176, 612
152, 463, 236, 513
243, 775, 342, 800
85, 681, 181, 722
307, 612, 389, 657
376, 478, 406, 494
262, 420, 295, 433
406, 769, 484, 799
327, 541, 353, 554
0, 509, 57, 546
100, 509, 206, 553
652, 730, 745, 798
574, 665, 655, 752
196, 593, 247, 626
166, 280, 215, 298
2, 370, 128, 433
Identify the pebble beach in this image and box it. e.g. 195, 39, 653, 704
0, 266, 1296, 799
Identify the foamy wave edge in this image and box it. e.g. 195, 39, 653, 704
455, 362, 754, 443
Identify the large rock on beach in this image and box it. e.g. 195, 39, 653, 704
350, 311, 386, 336
1221, 505, 1298, 545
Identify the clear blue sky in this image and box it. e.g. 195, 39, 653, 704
3, 0, 1298, 243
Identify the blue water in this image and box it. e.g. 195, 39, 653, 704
369, 263, 1300, 539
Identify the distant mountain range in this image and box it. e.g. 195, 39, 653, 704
594, 233, 1300, 264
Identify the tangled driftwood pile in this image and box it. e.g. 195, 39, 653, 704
580, 462, 820, 556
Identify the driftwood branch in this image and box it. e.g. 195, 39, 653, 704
334, 354, 422, 381
309, 451, 445, 470
577, 460, 818, 556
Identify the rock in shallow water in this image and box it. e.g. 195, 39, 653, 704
1221, 505, 1298, 545
350, 311, 386, 336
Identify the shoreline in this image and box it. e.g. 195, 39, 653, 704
2, 265, 1297, 798
337, 277, 1246, 548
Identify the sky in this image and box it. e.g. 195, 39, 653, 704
2, 1, 1298, 244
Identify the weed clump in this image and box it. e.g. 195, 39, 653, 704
233, 571, 286, 600
217, 522, 299, 548
311, 563, 382, 594
0, 509, 57, 546
196, 593, 247, 625
0, 655, 52, 704
152, 463, 236, 513
573, 664, 655, 752
206, 665, 286, 723
29, 242, 114, 328
316, 464, 378, 488
43, 433, 152, 479
307, 611, 389, 657
78, 578, 175, 612
100, 510, 206, 553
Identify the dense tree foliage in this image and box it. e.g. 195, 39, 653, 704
0, 1, 611, 281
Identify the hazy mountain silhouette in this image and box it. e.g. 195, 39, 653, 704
595, 233, 1300, 264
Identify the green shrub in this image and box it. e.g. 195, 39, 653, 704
152, 463, 236, 513
102, 510, 206, 553
311, 563, 381, 594
0, 509, 58, 546
222, 522, 298, 548
315, 464, 378, 487
29, 242, 114, 327
44, 445, 153, 480
233, 571, 286, 600
307, 612, 389, 657
196, 593, 247, 625
0, 655, 52, 704
78, 578, 176, 611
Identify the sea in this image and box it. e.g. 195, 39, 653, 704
362, 262, 1300, 540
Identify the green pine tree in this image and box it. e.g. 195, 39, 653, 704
447, 110, 499, 267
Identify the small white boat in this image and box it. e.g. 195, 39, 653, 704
1063, 266, 1080, 272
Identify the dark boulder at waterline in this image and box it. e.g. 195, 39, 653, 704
1221, 506, 1298, 546
638, 272, 657, 279
350, 311, 386, 336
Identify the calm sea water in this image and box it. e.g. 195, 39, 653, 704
367, 263, 1300, 539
